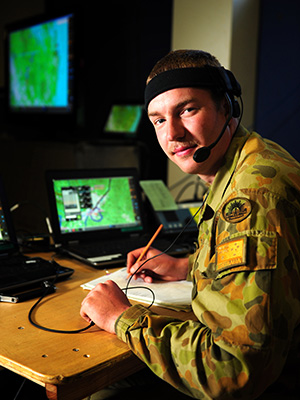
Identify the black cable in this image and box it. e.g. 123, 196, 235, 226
168, 174, 193, 191
13, 378, 26, 400
28, 270, 95, 334
121, 286, 156, 309
27, 256, 155, 333
175, 180, 197, 203
125, 202, 204, 298
28, 287, 154, 334
28, 298, 95, 334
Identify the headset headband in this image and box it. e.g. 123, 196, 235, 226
144, 65, 241, 110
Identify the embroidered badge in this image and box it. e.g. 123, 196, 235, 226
222, 198, 252, 223
216, 236, 247, 271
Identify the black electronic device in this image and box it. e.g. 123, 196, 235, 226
0, 175, 74, 296
155, 209, 198, 235
140, 180, 199, 235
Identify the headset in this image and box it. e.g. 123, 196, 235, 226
144, 65, 242, 163
192, 67, 242, 163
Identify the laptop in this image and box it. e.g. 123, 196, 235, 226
45, 168, 189, 269
0, 176, 74, 297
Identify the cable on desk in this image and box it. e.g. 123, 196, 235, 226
121, 286, 156, 309
28, 300, 95, 334
28, 271, 95, 334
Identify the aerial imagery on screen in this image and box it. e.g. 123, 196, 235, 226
104, 105, 143, 136
53, 177, 139, 233
9, 15, 70, 109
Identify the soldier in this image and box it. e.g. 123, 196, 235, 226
81, 50, 300, 399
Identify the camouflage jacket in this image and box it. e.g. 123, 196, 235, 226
115, 126, 300, 399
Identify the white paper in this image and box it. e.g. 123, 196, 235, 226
81, 268, 192, 311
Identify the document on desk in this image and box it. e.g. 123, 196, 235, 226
81, 268, 192, 311
139, 180, 178, 211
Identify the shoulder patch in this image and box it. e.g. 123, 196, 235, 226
216, 236, 247, 271
222, 197, 252, 223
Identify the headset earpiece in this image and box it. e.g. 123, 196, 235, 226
232, 99, 240, 118
220, 68, 241, 98
216, 67, 241, 119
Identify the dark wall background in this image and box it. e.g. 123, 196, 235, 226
255, 0, 300, 161
0, 0, 173, 236
66, 0, 173, 139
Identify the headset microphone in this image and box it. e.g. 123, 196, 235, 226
193, 93, 238, 163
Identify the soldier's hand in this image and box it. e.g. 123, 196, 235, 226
127, 247, 189, 283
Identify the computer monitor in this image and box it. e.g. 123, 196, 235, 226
4, 12, 76, 127
103, 104, 144, 139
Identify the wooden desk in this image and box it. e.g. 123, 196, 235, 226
0, 254, 194, 400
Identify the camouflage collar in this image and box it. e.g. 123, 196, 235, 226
205, 125, 250, 213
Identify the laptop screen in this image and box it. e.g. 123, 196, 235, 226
0, 200, 10, 241
46, 169, 145, 244
53, 175, 142, 234
0, 176, 19, 254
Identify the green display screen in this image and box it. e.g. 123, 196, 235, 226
8, 14, 74, 112
104, 105, 143, 137
53, 176, 142, 233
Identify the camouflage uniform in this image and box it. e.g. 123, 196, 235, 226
115, 126, 300, 399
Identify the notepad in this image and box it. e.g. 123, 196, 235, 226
81, 268, 193, 311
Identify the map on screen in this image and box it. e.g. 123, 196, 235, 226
9, 16, 69, 108
53, 176, 141, 233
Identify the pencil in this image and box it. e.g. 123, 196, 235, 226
127, 224, 163, 279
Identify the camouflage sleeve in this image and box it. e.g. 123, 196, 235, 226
115, 188, 300, 399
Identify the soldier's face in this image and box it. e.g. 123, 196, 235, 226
148, 87, 232, 183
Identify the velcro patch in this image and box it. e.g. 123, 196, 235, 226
216, 236, 247, 271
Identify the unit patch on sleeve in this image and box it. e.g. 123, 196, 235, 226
216, 236, 247, 271
222, 197, 252, 223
